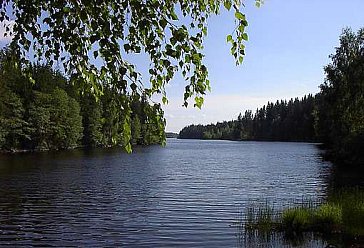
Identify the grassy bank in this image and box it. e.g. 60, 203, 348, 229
238, 189, 364, 246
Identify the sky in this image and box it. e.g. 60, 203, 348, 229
161, 0, 364, 132
1, 1, 364, 132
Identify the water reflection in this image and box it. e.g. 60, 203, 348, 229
0, 140, 334, 247
236, 229, 328, 248
234, 147, 364, 248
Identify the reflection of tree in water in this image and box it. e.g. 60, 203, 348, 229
0, 185, 54, 242
0, 189, 24, 221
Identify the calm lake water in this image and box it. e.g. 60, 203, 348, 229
0, 139, 333, 247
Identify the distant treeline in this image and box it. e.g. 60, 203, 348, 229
0, 49, 164, 151
166, 132, 178, 138
179, 28, 364, 167
179, 95, 315, 142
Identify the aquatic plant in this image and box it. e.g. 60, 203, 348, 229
243, 202, 279, 232
281, 207, 312, 232
312, 203, 342, 232
240, 189, 364, 238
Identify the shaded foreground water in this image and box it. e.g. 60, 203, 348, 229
0, 139, 333, 247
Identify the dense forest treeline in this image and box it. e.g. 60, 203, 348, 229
0, 28, 363, 166
0, 48, 165, 152
179, 28, 364, 167
179, 95, 315, 142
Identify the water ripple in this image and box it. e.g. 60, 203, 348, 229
0, 140, 331, 247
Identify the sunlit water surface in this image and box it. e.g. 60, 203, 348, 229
0, 139, 332, 247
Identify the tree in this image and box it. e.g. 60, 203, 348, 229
65, 97, 83, 148
27, 91, 52, 150
315, 28, 364, 166
0, 48, 165, 151
0, 89, 27, 150
0, 0, 262, 151
100, 88, 124, 147
178, 95, 317, 142
80, 94, 103, 147
27, 89, 83, 150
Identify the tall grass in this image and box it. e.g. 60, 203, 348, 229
330, 188, 364, 236
243, 202, 278, 232
240, 188, 364, 239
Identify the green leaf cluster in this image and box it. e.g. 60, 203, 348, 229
0, 48, 164, 152
315, 28, 364, 166
0, 1, 260, 149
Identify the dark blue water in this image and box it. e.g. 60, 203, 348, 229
0, 140, 332, 247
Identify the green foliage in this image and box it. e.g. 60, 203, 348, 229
27, 88, 83, 150
243, 190, 364, 238
131, 115, 141, 145
49, 88, 73, 148
313, 204, 342, 230
178, 27, 364, 167
0, 49, 28, 150
80, 94, 103, 147
329, 189, 364, 236
244, 203, 278, 232
0, 1, 261, 150
315, 28, 364, 166
281, 208, 312, 232
27, 91, 52, 149
0, 90, 27, 150
64, 96, 83, 148
179, 95, 316, 142
0, 48, 164, 152
100, 89, 123, 146
342, 201, 364, 236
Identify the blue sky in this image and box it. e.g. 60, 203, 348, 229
1, 1, 364, 132
162, 0, 364, 132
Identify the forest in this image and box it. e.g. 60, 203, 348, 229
179, 28, 364, 167
0, 48, 165, 152
179, 95, 315, 142
0, 27, 363, 167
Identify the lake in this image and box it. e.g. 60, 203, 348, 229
0, 139, 333, 247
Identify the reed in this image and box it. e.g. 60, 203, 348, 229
240, 189, 364, 237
